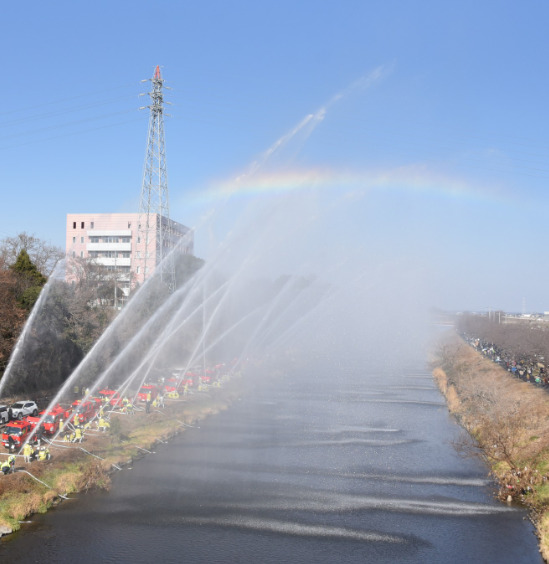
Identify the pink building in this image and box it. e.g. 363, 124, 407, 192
66, 213, 193, 297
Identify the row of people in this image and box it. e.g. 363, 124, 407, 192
22, 444, 50, 463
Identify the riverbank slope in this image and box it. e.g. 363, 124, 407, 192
0, 374, 244, 536
432, 334, 549, 560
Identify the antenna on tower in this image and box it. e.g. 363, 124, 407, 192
138, 65, 176, 293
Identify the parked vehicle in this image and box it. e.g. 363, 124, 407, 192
2, 420, 34, 450
137, 384, 158, 402
25, 415, 42, 432
0, 405, 9, 424
71, 398, 101, 424
97, 388, 123, 407
42, 405, 71, 435
9, 401, 38, 420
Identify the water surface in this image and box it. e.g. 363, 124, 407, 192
0, 358, 541, 563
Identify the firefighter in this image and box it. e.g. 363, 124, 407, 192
73, 427, 83, 443
158, 392, 165, 408
23, 442, 33, 463
1, 459, 11, 475
36, 425, 45, 447
98, 418, 110, 432
7, 455, 15, 472
59, 418, 64, 432
146, 392, 152, 414
121, 398, 131, 414
38, 447, 50, 461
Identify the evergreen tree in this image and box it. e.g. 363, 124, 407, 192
10, 249, 47, 310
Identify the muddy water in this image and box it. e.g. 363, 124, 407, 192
0, 357, 543, 563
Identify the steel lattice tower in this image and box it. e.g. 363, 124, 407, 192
138, 65, 176, 292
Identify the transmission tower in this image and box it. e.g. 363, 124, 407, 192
138, 65, 176, 292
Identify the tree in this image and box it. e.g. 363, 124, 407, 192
10, 249, 47, 310
0, 232, 64, 277
0, 257, 26, 374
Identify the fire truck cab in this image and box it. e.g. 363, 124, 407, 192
97, 389, 123, 407
42, 405, 71, 435
2, 420, 34, 450
138, 384, 158, 402
71, 399, 100, 424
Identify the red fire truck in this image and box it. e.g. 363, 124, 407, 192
97, 388, 123, 407
71, 398, 101, 425
41, 405, 71, 435
137, 384, 158, 402
2, 420, 35, 450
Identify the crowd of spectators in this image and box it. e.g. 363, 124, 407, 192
457, 313, 549, 389
462, 333, 549, 387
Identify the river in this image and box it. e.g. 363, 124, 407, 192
0, 353, 542, 563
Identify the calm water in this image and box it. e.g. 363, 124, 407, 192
0, 356, 542, 563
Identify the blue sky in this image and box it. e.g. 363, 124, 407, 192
1, 1, 549, 313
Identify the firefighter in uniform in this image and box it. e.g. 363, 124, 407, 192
23, 442, 33, 463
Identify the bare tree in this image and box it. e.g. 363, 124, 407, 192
0, 232, 64, 276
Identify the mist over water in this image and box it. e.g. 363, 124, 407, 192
0, 187, 542, 561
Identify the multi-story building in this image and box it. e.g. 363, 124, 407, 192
66, 213, 193, 299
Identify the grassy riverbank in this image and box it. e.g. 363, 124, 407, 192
0, 375, 244, 536
432, 334, 549, 561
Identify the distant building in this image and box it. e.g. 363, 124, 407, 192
65, 213, 193, 298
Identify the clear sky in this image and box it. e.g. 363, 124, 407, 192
1, 1, 549, 313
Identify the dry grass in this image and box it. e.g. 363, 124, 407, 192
433, 335, 549, 561
432, 367, 447, 393
540, 513, 549, 561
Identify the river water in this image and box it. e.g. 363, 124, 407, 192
0, 354, 543, 563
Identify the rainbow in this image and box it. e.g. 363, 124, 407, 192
189, 165, 505, 206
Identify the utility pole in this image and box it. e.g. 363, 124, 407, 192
138, 65, 176, 293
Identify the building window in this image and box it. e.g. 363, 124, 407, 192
80, 251, 84, 258
72, 237, 76, 244
91, 222, 94, 229
137, 236, 141, 244
73, 222, 76, 229
136, 266, 140, 274
128, 222, 131, 228
72, 251, 75, 257
90, 236, 99, 243
80, 237, 84, 244
81, 222, 84, 229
